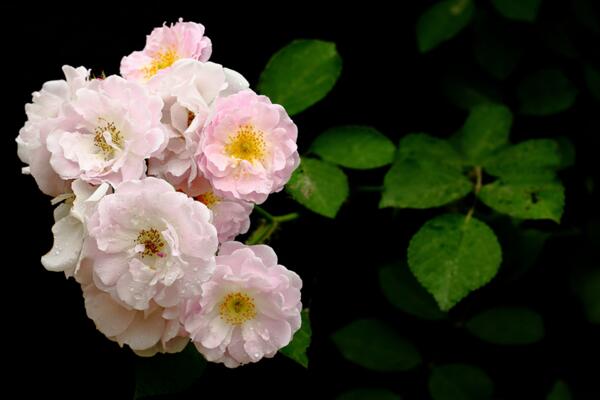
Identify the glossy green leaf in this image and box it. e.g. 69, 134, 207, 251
492, 0, 541, 22
311, 125, 396, 169
134, 343, 205, 399
458, 103, 513, 166
518, 69, 578, 115
337, 388, 401, 400
547, 380, 572, 400
466, 307, 545, 345
479, 178, 565, 222
417, 0, 475, 53
585, 65, 600, 101
258, 40, 342, 115
380, 134, 472, 209
286, 157, 349, 218
429, 364, 494, 400
280, 309, 311, 368
408, 214, 502, 311
484, 139, 563, 178
379, 262, 446, 320
332, 319, 422, 371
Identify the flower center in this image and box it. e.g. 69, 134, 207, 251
219, 292, 257, 325
94, 119, 123, 159
144, 48, 179, 79
135, 228, 166, 258
187, 110, 196, 127
224, 124, 266, 163
195, 191, 220, 209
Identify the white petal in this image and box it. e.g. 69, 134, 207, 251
41, 215, 84, 276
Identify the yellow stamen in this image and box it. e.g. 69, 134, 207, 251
219, 292, 257, 325
195, 191, 220, 209
143, 48, 179, 79
224, 124, 266, 163
94, 119, 123, 159
135, 228, 166, 258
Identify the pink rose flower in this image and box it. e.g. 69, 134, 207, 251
147, 60, 249, 189
197, 90, 300, 204
16, 66, 89, 196
183, 241, 302, 367
120, 19, 212, 83
46, 75, 169, 186
182, 176, 253, 243
81, 177, 218, 354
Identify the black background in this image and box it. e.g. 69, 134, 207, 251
5, 2, 600, 399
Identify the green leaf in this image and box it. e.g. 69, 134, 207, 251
473, 17, 522, 80
417, 0, 475, 53
442, 74, 502, 110
280, 309, 311, 368
573, 268, 600, 324
429, 364, 494, 400
380, 134, 472, 209
573, 0, 600, 34
585, 65, 600, 101
492, 0, 541, 22
407, 214, 502, 311
466, 307, 545, 345
518, 69, 578, 116
337, 388, 401, 400
332, 319, 422, 372
484, 139, 563, 178
134, 343, 206, 399
479, 179, 565, 222
547, 380, 572, 400
311, 125, 396, 169
458, 103, 513, 166
286, 157, 349, 218
500, 224, 550, 280
379, 262, 446, 320
258, 40, 342, 116
555, 137, 576, 170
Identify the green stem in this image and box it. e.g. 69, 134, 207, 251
465, 166, 483, 223
246, 206, 300, 245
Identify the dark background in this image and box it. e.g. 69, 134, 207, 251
5, 2, 600, 399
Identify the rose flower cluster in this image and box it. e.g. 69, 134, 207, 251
16, 20, 302, 367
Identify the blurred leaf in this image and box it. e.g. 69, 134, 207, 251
311, 125, 396, 169
466, 307, 545, 345
501, 225, 551, 280
555, 137, 576, 169
473, 17, 522, 80
332, 319, 422, 372
417, 0, 475, 53
380, 134, 472, 209
429, 364, 494, 400
480, 178, 565, 222
547, 380, 572, 400
484, 139, 563, 178
337, 388, 401, 400
538, 23, 579, 59
585, 65, 600, 101
379, 262, 447, 320
134, 343, 205, 399
458, 103, 513, 165
572, 0, 600, 34
518, 69, 578, 116
572, 267, 600, 324
258, 40, 342, 115
286, 157, 349, 218
492, 0, 541, 22
442, 71, 502, 110
280, 309, 311, 368
408, 214, 502, 311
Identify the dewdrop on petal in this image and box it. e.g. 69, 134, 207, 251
183, 241, 302, 367
81, 177, 218, 354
